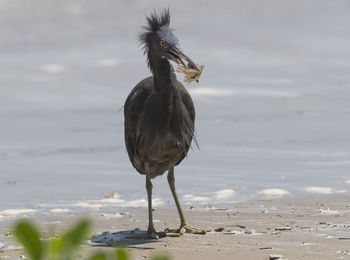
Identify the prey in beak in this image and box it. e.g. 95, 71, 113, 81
168, 47, 199, 71
168, 46, 204, 83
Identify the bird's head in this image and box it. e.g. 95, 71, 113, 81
139, 9, 199, 73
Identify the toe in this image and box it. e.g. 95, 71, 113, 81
184, 225, 206, 234
179, 227, 186, 235
164, 225, 207, 235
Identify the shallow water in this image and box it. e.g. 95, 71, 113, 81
1, 0, 350, 213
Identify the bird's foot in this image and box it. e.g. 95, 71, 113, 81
165, 224, 207, 235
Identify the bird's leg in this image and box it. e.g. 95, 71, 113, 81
165, 165, 206, 235
126, 163, 166, 240
167, 165, 186, 226
145, 162, 158, 238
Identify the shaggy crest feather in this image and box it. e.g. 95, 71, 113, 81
138, 9, 171, 55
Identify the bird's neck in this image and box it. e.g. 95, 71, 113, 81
148, 52, 176, 91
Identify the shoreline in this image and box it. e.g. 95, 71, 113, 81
1, 194, 350, 259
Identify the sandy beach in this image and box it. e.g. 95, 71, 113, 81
1, 194, 349, 260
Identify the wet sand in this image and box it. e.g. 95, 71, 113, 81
1, 194, 349, 260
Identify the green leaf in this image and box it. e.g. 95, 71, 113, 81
115, 248, 129, 260
56, 219, 91, 260
88, 252, 108, 260
13, 220, 43, 260
62, 219, 90, 246
49, 237, 63, 260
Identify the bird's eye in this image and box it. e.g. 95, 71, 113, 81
160, 40, 167, 48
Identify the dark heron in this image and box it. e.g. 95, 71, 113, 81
124, 10, 206, 238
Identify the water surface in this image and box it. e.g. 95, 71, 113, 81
1, 0, 350, 212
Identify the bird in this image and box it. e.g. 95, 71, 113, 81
124, 9, 206, 238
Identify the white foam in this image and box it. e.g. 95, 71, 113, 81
189, 87, 298, 98
150, 197, 164, 207
120, 197, 163, 207
121, 199, 147, 207
74, 195, 163, 209
259, 188, 289, 198
50, 208, 71, 213
183, 194, 210, 202
213, 189, 235, 200
189, 88, 234, 96
95, 58, 119, 67
41, 64, 65, 73
304, 186, 333, 194
99, 213, 122, 219
304, 160, 350, 166
74, 202, 102, 208
336, 190, 347, 194
319, 208, 340, 215
0, 209, 37, 216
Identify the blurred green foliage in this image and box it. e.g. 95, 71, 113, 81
13, 219, 170, 260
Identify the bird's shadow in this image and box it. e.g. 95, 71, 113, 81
89, 229, 165, 249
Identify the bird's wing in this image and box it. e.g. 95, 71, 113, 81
177, 82, 198, 149
179, 85, 195, 122
124, 77, 154, 173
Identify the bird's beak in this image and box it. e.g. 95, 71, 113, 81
168, 47, 200, 71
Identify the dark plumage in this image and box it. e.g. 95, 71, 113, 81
124, 76, 195, 178
123, 9, 205, 237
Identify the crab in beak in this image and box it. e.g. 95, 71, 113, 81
168, 46, 200, 71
